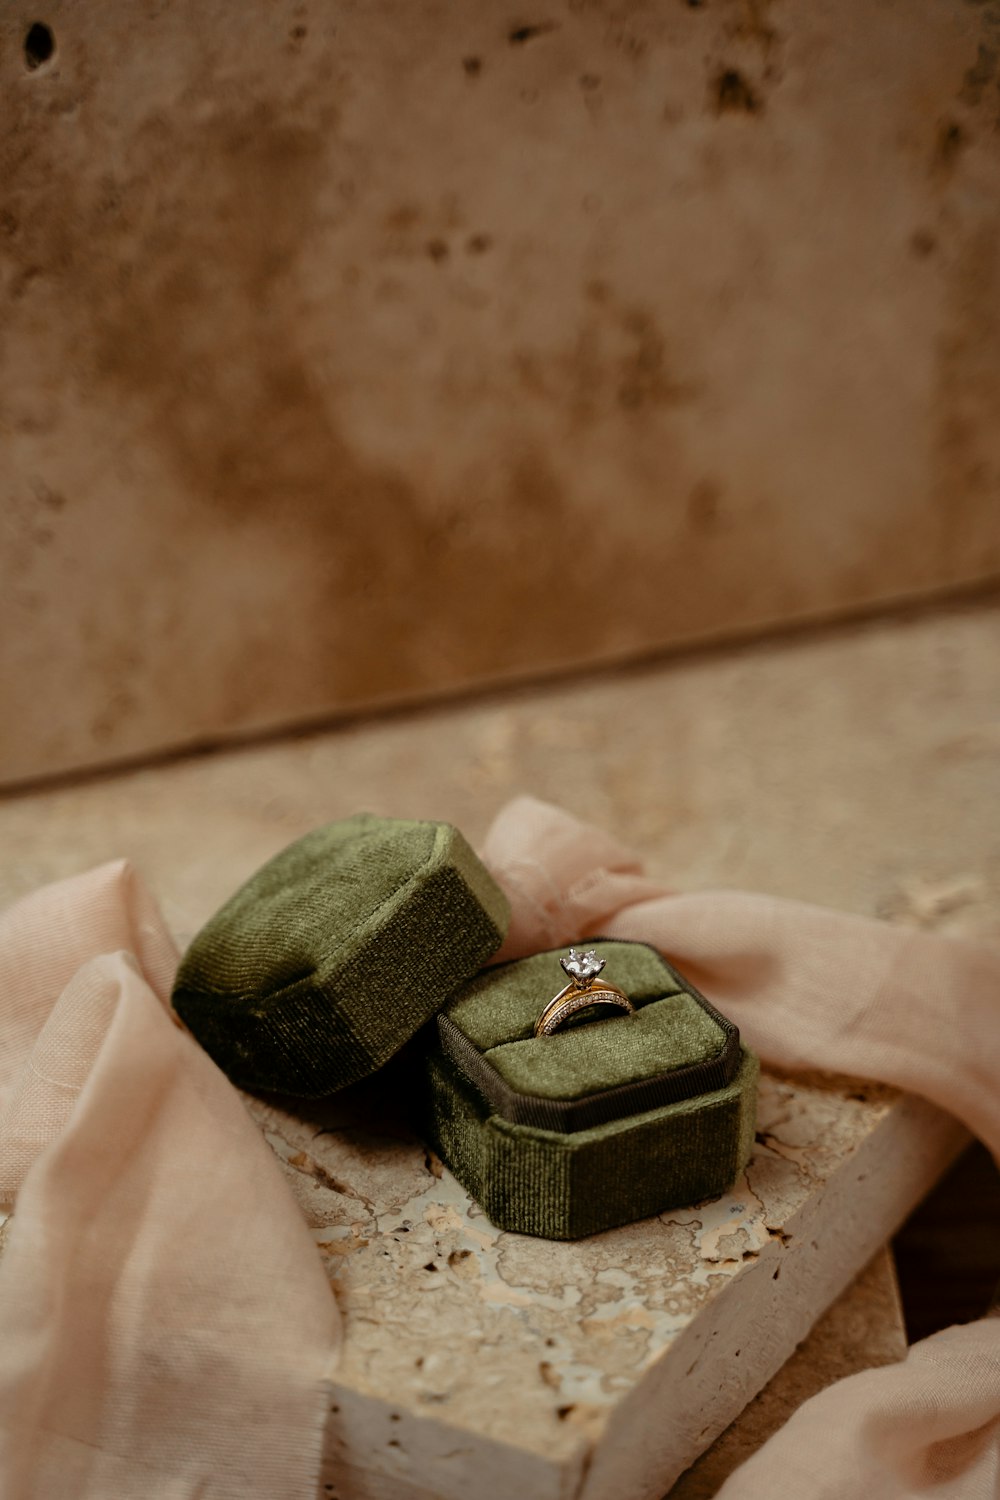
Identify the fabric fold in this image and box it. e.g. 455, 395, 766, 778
0, 863, 338, 1500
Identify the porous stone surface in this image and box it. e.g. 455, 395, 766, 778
666, 1249, 906, 1499
0, 598, 994, 1497
3, 0, 1000, 781
259, 1069, 959, 1500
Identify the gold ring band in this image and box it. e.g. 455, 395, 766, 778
534, 948, 635, 1038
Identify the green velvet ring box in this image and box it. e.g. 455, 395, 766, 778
172, 815, 758, 1241
417, 941, 758, 1240
172, 814, 510, 1096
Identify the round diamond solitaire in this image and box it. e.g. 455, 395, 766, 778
560, 948, 607, 985
535, 948, 633, 1037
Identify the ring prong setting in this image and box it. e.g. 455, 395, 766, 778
535, 948, 634, 1037
560, 948, 606, 986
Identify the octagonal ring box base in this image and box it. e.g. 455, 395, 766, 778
417, 941, 759, 1241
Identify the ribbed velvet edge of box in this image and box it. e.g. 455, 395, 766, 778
418, 1046, 759, 1240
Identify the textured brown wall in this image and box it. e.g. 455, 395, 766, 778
2, 0, 1000, 783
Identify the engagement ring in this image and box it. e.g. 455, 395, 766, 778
533, 947, 635, 1037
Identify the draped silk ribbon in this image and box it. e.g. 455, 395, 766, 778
0, 861, 338, 1500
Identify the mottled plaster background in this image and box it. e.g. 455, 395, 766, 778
2, 0, 1000, 782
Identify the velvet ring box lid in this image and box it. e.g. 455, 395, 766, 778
172, 814, 511, 1097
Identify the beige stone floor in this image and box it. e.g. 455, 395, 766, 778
1, 593, 996, 1498
3, 591, 998, 940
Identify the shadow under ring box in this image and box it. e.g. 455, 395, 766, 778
171, 815, 758, 1241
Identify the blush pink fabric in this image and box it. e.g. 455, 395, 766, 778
2, 799, 998, 1499
482, 796, 1000, 1500
0, 860, 338, 1500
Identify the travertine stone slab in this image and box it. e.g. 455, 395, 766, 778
258, 1071, 962, 1500
3, 0, 1000, 781
667, 1249, 906, 1499
0, 1223, 914, 1497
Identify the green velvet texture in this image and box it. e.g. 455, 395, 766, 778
485, 997, 725, 1099
422, 940, 758, 1239
447, 942, 724, 1100
419, 1046, 760, 1240
172, 814, 510, 1096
